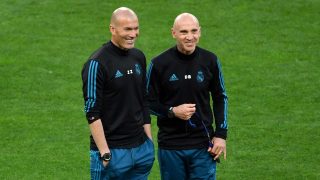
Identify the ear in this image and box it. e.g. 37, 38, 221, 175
171, 27, 176, 38
198, 26, 201, 38
109, 24, 115, 34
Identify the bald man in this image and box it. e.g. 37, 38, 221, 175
147, 13, 228, 179
82, 7, 154, 179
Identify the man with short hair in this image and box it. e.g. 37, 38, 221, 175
82, 7, 154, 179
147, 13, 228, 179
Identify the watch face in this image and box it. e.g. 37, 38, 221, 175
102, 153, 111, 161
168, 108, 174, 118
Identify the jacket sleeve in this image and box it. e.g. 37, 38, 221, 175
82, 59, 106, 124
146, 60, 170, 118
210, 58, 228, 139
142, 56, 151, 124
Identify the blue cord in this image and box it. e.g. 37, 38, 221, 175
188, 119, 197, 128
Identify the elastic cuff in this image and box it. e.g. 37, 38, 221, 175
87, 116, 100, 124
214, 131, 227, 140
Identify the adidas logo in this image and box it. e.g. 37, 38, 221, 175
115, 70, 123, 78
169, 74, 179, 81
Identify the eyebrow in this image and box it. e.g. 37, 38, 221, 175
179, 30, 188, 33
124, 26, 139, 30
179, 28, 198, 33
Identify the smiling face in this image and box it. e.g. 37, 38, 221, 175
110, 8, 139, 50
172, 13, 201, 55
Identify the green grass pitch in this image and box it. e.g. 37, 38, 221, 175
0, 0, 319, 179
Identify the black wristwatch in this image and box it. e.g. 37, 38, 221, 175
101, 152, 112, 162
168, 107, 175, 118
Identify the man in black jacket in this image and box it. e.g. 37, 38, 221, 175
147, 13, 228, 179
82, 7, 154, 179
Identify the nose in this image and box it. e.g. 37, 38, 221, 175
129, 30, 139, 38
186, 33, 192, 40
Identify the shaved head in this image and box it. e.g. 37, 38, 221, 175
171, 13, 201, 55
173, 13, 200, 30
109, 7, 139, 50
111, 7, 138, 27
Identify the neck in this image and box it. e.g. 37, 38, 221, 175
110, 39, 129, 51
177, 46, 195, 55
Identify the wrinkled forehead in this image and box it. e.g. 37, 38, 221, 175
115, 16, 139, 28
173, 15, 199, 30
174, 18, 199, 31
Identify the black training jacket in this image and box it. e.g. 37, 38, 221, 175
82, 41, 150, 149
147, 46, 228, 150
